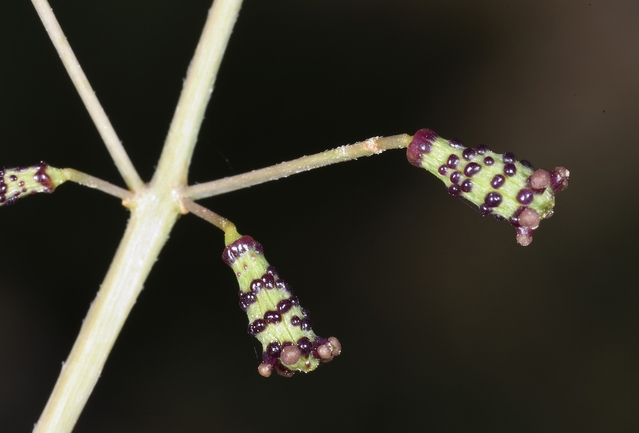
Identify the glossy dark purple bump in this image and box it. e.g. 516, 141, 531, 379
446, 154, 460, 169
504, 163, 517, 177
407, 129, 438, 167
450, 171, 461, 184
520, 160, 533, 169
300, 318, 313, 331
516, 189, 534, 205
493, 214, 505, 221
262, 274, 275, 289
477, 144, 489, 155
290, 296, 300, 306
248, 319, 267, 335
277, 299, 293, 313
297, 337, 313, 355
250, 279, 264, 294
491, 174, 505, 189
449, 139, 464, 149
266, 342, 282, 357
462, 148, 476, 161
274, 279, 289, 292
438, 165, 448, 175
464, 162, 481, 177
461, 179, 473, 193
479, 204, 492, 216
448, 184, 461, 196
239, 292, 257, 311
290, 316, 301, 326
483, 156, 494, 166
503, 152, 517, 164
222, 236, 261, 265
264, 310, 282, 323
484, 192, 503, 208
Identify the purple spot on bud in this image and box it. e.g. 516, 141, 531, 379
462, 148, 476, 161
494, 214, 505, 221
407, 129, 438, 167
250, 279, 264, 294
222, 236, 261, 265
503, 152, 517, 164
446, 154, 460, 169
239, 292, 257, 311
300, 318, 313, 331
479, 204, 492, 216
464, 162, 481, 177
484, 192, 503, 207
275, 279, 291, 293
290, 296, 300, 306
521, 160, 533, 169
264, 311, 282, 323
262, 274, 275, 289
484, 156, 494, 166
491, 174, 505, 189
504, 163, 517, 177
450, 171, 461, 184
449, 139, 464, 149
266, 266, 279, 278
517, 189, 534, 205
266, 342, 282, 357
477, 144, 489, 154
297, 337, 313, 355
277, 299, 293, 314
461, 179, 473, 193
448, 184, 461, 196
249, 319, 267, 335
290, 316, 301, 326
438, 165, 448, 175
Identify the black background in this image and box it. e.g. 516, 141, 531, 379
1, 1, 638, 432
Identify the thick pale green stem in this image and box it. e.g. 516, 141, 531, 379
33, 192, 180, 433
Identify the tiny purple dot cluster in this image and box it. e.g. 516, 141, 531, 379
0, 162, 54, 206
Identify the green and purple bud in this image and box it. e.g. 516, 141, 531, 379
0, 162, 67, 206
407, 129, 569, 246
222, 230, 341, 377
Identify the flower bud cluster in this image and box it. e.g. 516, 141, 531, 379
223, 234, 341, 377
407, 129, 569, 246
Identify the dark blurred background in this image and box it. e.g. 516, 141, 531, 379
1, 1, 637, 431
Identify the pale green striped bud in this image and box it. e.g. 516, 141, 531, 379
222, 229, 341, 377
407, 129, 569, 246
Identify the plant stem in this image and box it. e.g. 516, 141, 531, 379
184, 134, 412, 200
152, 0, 243, 190
33, 0, 244, 431
31, 0, 144, 192
33, 193, 179, 433
63, 169, 133, 201
181, 198, 236, 232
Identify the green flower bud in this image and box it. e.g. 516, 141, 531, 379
222, 229, 341, 377
407, 129, 569, 246
0, 162, 67, 206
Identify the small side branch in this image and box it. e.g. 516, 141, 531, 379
31, 0, 144, 192
63, 169, 133, 201
181, 198, 236, 233
184, 134, 412, 200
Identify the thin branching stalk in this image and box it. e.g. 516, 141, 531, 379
152, 0, 243, 190
32, 1, 244, 431
31, 0, 144, 192
63, 169, 133, 201
184, 134, 412, 200
181, 198, 236, 232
